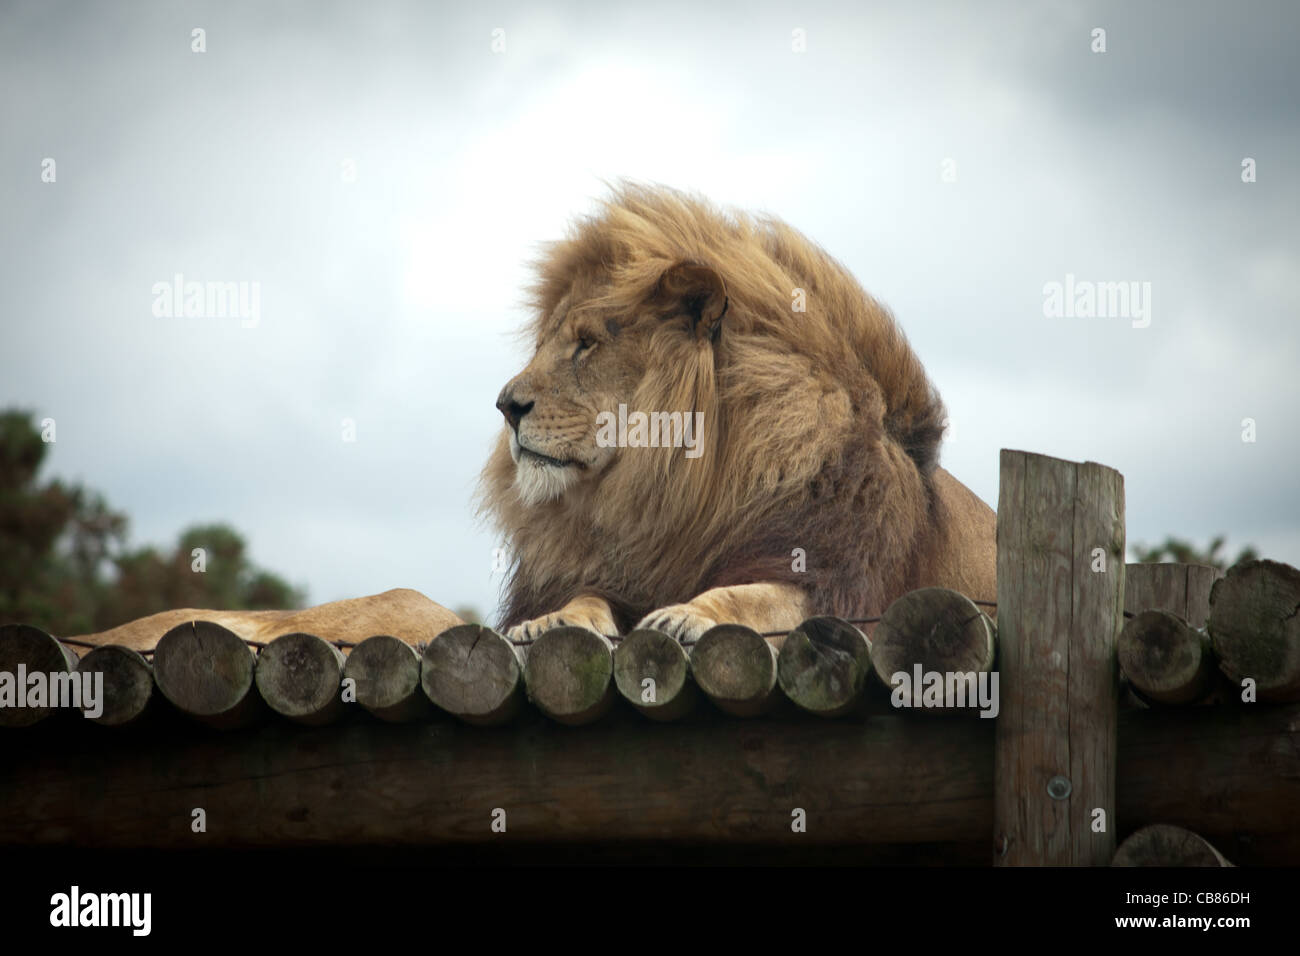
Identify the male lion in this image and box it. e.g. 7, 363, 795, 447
66, 182, 994, 654
484, 182, 996, 646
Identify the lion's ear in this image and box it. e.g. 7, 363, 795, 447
650, 261, 728, 342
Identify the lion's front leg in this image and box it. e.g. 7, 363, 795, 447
505, 594, 619, 642
636, 582, 809, 648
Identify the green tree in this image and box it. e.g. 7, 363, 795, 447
0, 409, 305, 636
1130, 534, 1258, 572
97, 524, 304, 629
0, 409, 123, 634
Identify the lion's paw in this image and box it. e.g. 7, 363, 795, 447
636, 604, 717, 644
506, 609, 616, 643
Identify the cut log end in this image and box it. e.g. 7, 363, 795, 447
776, 617, 871, 717
76, 645, 154, 726
524, 626, 615, 725
0, 623, 79, 727
612, 628, 695, 721
153, 620, 262, 729
1208, 559, 1300, 702
872, 588, 996, 712
1112, 824, 1233, 867
255, 632, 346, 725
422, 624, 523, 726
690, 624, 779, 718
342, 634, 428, 722
1118, 610, 1216, 705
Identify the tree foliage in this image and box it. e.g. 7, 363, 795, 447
0, 409, 305, 637
1130, 534, 1258, 571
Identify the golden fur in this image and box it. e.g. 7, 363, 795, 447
483, 182, 996, 642
69, 589, 463, 655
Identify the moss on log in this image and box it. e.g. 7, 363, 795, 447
524, 626, 615, 726
776, 617, 871, 718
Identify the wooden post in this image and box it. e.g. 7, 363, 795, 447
255, 632, 347, 726
776, 617, 872, 718
612, 628, 696, 721
343, 634, 430, 722
994, 450, 1125, 866
1124, 562, 1222, 627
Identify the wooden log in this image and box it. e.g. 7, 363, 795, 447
1117, 610, 1216, 706
0, 623, 81, 727
76, 645, 154, 727
1207, 559, 1300, 702
612, 628, 696, 721
524, 626, 615, 726
421, 624, 524, 726
1117, 701, 1298, 864
1112, 824, 1233, 867
152, 620, 263, 729
870, 589, 996, 714
343, 634, 430, 722
255, 632, 346, 726
3, 700, 1295, 862
1121, 562, 1226, 708
690, 624, 781, 717
994, 450, 1125, 866
776, 617, 871, 718
1124, 562, 1222, 628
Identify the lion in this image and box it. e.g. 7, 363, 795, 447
63, 182, 994, 656
484, 182, 996, 647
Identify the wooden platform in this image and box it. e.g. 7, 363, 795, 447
3, 450, 1298, 866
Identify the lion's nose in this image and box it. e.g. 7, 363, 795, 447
495, 385, 534, 431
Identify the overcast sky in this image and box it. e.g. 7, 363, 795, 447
2, 0, 1296, 625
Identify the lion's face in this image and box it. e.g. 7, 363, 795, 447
494, 261, 727, 509
495, 297, 650, 507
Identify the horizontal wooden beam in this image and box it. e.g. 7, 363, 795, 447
3, 701, 1295, 864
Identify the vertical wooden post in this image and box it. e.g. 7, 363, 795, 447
1124, 562, 1223, 628
994, 450, 1125, 865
